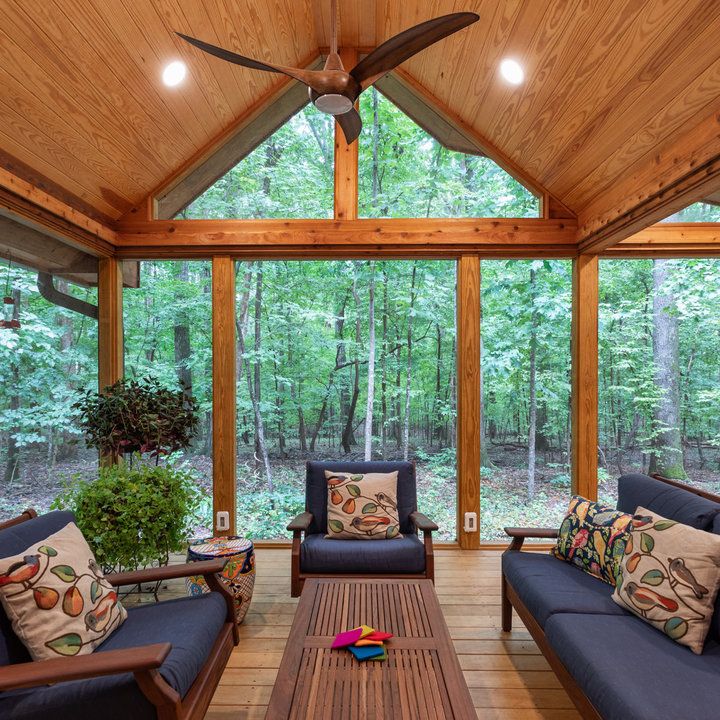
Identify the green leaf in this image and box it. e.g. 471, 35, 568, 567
640, 569, 664, 586
347, 484, 361, 498
328, 519, 344, 533
350, 475, 363, 482
653, 520, 677, 531
362, 503, 377, 513
45, 633, 83, 656
664, 617, 688, 640
38, 545, 57, 557
640, 532, 654, 553
90, 581, 101, 603
386, 525, 399, 539
51, 565, 76, 582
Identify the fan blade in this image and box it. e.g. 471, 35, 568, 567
336, 107, 363, 145
176, 32, 323, 89
350, 12, 479, 88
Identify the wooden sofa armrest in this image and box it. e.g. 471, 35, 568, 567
0, 643, 171, 691
410, 511, 438, 533
287, 511, 313, 534
504, 527, 559, 552
106, 558, 227, 586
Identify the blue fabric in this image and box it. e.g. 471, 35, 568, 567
545, 612, 720, 720
305, 461, 417, 535
0, 592, 228, 720
300, 533, 426, 574
616, 473, 720, 528
0, 511, 77, 666
502, 552, 627, 628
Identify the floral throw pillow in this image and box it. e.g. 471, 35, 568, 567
0, 522, 126, 660
612, 507, 720, 654
553, 496, 633, 585
325, 470, 402, 540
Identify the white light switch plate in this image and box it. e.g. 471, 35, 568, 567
463, 512, 477, 533
216, 511, 230, 532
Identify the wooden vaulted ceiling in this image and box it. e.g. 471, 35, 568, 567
1, 0, 720, 224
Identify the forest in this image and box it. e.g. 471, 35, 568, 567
2, 90, 720, 541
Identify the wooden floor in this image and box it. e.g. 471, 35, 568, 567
159, 549, 580, 720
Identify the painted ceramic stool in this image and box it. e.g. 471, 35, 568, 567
186, 536, 255, 624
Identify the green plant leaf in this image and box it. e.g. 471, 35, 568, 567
328, 519, 344, 533
38, 545, 57, 557
386, 525, 399, 539
350, 475, 363, 482
45, 633, 83, 656
362, 503, 377, 513
653, 520, 677, 531
51, 565, 76, 582
640, 569, 664, 586
90, 581, 101, 603
664, 617, 688, 640
640, 532, 654, 553
347, 484, 361, 498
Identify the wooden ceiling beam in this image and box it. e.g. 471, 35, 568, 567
577, 108, 720, 253
602, 222, 720, 257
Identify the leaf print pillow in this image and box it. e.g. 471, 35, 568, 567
612, 507, 720, 654
0, 522, 126, 660
325, 470, 402, 540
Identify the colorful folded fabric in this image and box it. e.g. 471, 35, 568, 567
348, 644, 385, 661
355, 638, 384, 647
330, 624, 374, 649
363, 630, 393, 641
368, 647, 388, 661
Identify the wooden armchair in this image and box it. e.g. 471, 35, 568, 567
287, 461, 438, 597
0, 509, 239, 720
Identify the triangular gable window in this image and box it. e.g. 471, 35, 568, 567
358, 89, 539, 218
660, 202, 720, 222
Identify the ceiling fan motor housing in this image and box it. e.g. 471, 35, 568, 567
311, 90, 354, 115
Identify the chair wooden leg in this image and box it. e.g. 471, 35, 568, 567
423, 530, 434, 584
291, 533, 302, 597
501, 572, 512, 632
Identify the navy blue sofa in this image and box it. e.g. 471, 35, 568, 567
287, 460, 438, 596
502, 473, 720, 720
0, 509, 239, 720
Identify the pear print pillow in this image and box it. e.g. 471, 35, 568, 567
612, 507, 720, 654
325, 470, 402, 540
0, 522, 126, 660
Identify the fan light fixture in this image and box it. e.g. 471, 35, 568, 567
162, 60, 187, 87
499, 58, 524, 85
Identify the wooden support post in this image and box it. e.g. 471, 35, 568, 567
212, 257, 237, 535
97, 257, 123, 393
457, 256, 481, 549
333, 48, 358, 221
571, 254, 599, 499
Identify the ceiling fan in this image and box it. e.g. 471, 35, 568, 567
176, 1, 478, 144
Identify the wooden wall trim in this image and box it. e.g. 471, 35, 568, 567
97, 257, 124, 393
333, 49, 359, 221
457, 256, 481, 549
607, 222, 720, 256
577, 109, 720, 253
212, 257, 237, 536
571, 254, 598, 500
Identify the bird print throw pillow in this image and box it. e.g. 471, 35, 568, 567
0, 522, 127, 660
553, 496, 633, 585
612, 507, 720, 654
325, 470, 402, 540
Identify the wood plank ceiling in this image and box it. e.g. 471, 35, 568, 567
1, 0, 719, 223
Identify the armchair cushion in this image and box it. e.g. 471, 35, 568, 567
305, 461, 417, 535
300, 533, 425, 574
0, 592, 228, 720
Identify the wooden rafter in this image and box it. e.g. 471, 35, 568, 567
577, 108, 720, 253
608, 223, 720, 256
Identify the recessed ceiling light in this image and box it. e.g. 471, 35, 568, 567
162, 60, 187, 87
499, 58, 524, 85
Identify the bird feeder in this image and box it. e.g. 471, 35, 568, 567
1, 257, 20, 330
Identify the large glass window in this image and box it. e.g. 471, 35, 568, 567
599, 259, 720, 503
660, 202, 720, 222
123, 261, 213, 533
480, 260, 572, 540
182, 105, 334, 219
0, 267, 98, 521
358, 89, 539, 218
233, 260, 457, 540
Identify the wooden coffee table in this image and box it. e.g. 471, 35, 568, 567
266, 578, 476, 719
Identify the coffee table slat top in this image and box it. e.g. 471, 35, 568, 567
266, 578, 476, 720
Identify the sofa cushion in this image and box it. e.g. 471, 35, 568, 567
0, 511, 76, 667
305, 461, 417, 535
546, 612, 720, 720
0, 592, 228, 720
502, 552, 627, 628
616, 474, 720, 529
300, 533, 425, 574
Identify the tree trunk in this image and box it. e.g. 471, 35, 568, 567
253, 264, 263, 458
648, 259, 686, 478
341, 268, 361, 453
527, 266, 538, 500
364, 262, 376, 460
381, 270, 388, 458
173, 262, 193, 396
4, 288, 21, 485
403, 263, 417, 461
